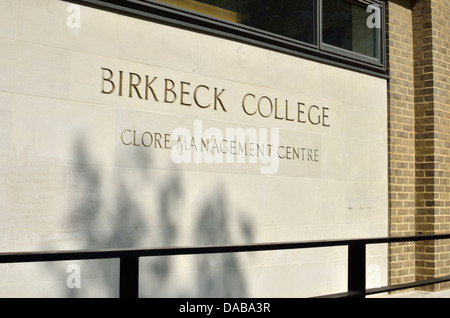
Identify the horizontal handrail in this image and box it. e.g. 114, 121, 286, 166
2, 233, 450, 263
1, 233, 450, 297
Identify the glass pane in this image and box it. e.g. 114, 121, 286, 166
322, 0, 379, 58
157, 0, 315, 44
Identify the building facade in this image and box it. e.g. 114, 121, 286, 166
387, 0, 449, 291
0, 0, 447, 297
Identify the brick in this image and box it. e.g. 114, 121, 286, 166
387, 0, 450, 292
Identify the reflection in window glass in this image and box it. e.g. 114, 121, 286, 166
322, 0, 379, 58
158, 0, 315, 44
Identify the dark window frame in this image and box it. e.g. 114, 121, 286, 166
319, 0, 385, 68
65, 0, 387, 78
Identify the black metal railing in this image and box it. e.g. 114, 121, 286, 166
1, 233, 450, 298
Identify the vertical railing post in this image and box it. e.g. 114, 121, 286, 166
120, 257, 139, 298
348, 243, 366, 298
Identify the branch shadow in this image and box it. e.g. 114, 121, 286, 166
43, 132, 254, 298
194, 186, 248, 298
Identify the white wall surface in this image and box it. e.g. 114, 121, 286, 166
0, 0, 388, 297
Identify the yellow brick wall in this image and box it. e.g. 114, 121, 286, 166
387, 0, 416, 287
413, 0, 450, 291
387, 0, 450, 291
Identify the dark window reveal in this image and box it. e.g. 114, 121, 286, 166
322, 0, 380, 59
75, 0, 386, 73
161, 0, 315, 44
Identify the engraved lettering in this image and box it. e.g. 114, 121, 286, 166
242, 93, 257, 115
145, 76, 159, 101
214, 88, 226, 111
258, 96, 272, 118
323, 107, 331, 127
297, 102, 306, 123
129, 73, 143, 99
308, 105, 321, 125
241, 92, 331, 127
194, 85, 210, 108
101, 67, 115, 94
274, 98, 284, 120
118, 70, 124, 96
133, 130, 140, 146
121, 129, 132, 145
286, 100, 295, 121
100, 68, 330, 127
180, 81, 192, 106
141, 131, 153, 147
164, 79, 177, 103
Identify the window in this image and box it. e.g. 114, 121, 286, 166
78, 0, 385, 73
160, 0, 316, 45
321, 0, 382, 61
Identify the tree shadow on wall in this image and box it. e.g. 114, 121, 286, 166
43, 133, 253, 298
58, 135, 148, 297
194, 187, 248, 298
